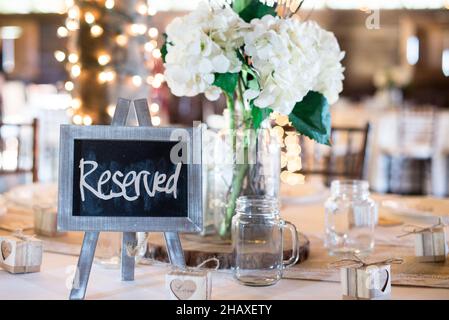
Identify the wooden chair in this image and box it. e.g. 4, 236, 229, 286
299, 123, 371, 184
0, 119, 39, 183
382, 105, 437, 195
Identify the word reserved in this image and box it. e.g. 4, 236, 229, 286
79, 159, 182, 202
176, 304, 272, 318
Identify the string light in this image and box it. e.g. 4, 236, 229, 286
97, 53, 111, 66
151, 116, 161, 126
105, 0, 115, 9
275, 112, 305, 186
83, 115, 93, 126
73, 114, 83, 125
107, 104, 116, 117
116, 34, 128, 46
275, 114, 290, 126
152, 48, 162, 59
154, 73, 164, 83
71, 64, 81, 78
57, 26, 69, 38
84, 12, 95, 24
56, 0, 162, 125
65, 81, 74, 91
54, 50, 66, 62
68, 7, 79, 19
68, 53, 79, 63
150, 103, 160, 113
132, 75, 142, 87
148, 27, 158, 39
130, 23, 147, 35
137, 3, 148, 15
151, 78, 162, 88
66, 19, 79, 31
98, 70, 115, 83
90, 24, 103, 37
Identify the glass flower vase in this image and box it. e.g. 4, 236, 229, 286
210, 126, 280, 239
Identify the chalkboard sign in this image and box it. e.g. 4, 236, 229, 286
58, 125, 202, 232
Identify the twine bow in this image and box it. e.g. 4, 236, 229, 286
170, 257, 220, 274
12, 229, 34, 242
125, 235, 220, 270
193, 257, 220, 271
328, 254, 404, 269
10, 229, 37, 273
397, 218, 446, 238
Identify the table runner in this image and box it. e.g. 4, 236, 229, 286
284, 236, 449, 289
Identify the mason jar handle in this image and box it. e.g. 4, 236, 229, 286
282, 220, 299, 269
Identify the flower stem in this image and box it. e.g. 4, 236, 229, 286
219, 86, 253, 239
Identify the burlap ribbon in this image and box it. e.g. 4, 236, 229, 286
328, 254, 404, 269
397, 218, 446, 238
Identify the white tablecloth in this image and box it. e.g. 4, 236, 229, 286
1, 195, 449, 300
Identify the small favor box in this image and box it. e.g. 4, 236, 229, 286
341, 265, 391, 300
166, 268, 212, 300
414, 228, 448, 262
0, 234, 43, 274
33, 205, 64, 237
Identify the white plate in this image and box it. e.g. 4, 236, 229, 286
382, 197, 449, 223
280, 182, 328, 205
3, 183, 58, 210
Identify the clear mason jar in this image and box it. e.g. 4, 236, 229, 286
324, 180, 377, 255
232, 196, 299, 286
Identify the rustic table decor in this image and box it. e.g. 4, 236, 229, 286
165, 258, 218, 300
329, 255, 403, 300
0, 231, 42, 274
57, 98, 202, 300
397, 218, 448, 262
146, 231, 310, 269
283, 236, 449, 289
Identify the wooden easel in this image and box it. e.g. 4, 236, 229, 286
69, 98, 186, 300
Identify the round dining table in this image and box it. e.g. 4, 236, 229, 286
0, 183, 449, 300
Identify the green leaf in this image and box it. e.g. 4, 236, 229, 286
241, 64, 259, 91
232, 0, 276, 23
288, 91, 331, 146
161, 33, 169, 63
213, 72, 239, 97
251, 105, 272, 129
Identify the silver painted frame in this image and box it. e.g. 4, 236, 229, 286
58, 125, 202, 233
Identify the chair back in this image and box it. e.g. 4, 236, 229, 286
0, 119, 39, 182
299, 123, 371, 183
398, 105, 437, 153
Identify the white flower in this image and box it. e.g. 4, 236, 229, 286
164, 2, 248, 101
298, 21, 345, 105
243, 16, 345, 114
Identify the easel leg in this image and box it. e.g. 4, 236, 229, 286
164, 232, 186, 268
69, 232, 99, 300
121, 232, 136, 281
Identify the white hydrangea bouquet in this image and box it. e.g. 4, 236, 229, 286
162, 0, 345, 237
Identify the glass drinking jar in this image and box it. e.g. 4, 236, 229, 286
232, 196, 299, 286
324, 180, 377, 255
